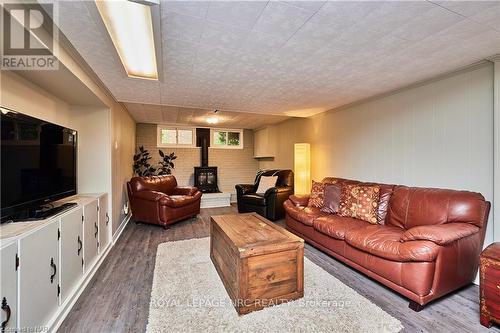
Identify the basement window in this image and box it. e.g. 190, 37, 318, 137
157, 126, 196, 148
211, 129, 243, 149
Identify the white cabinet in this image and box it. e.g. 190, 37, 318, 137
18, 221, 59, 329
59, 207, 84, 303
97, 194, 109, 252
0, 242, 18, 332
0, 193, 110, 332
83, 200, 99, 272
254, 126, 276, 158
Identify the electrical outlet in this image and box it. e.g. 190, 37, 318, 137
123, 202, 129, 215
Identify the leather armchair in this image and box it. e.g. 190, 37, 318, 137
235, 169, 294, 221
127, 175, 202, 229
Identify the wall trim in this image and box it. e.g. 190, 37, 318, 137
113, 214, 132, 244
494, 59, 500, 242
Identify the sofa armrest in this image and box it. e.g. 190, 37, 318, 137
235, 184, 256, 196
172, 186, 198, 196
132, 190, 167, 202
401, 223, 479, 246
264, 186, 293, 196
289, 194, 310, 207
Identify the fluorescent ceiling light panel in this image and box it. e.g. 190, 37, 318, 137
95, 0, 158, 80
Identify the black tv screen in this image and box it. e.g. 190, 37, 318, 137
1, 110, 77, 220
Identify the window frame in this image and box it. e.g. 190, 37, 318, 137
210, 128, 244, 149
157, 125, 196, 148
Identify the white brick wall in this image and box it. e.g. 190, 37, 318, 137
136, 124, 259, 196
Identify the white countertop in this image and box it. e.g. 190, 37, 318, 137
0, 194, 103, 245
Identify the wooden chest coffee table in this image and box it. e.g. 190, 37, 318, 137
210, 213, 304, 315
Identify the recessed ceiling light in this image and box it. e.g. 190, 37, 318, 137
95, 0, 158, 80
206, 117, 218, 124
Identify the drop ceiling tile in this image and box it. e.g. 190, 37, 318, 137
238, 29, 288, 54
435, 1, 499, 18
162, 0, 209, 19
313, 1, 384, 26
391, 5, 465, 41
205, 1, 267, 30
199, 21, 249, 50
162, 11, 204, 43
285, 1, 326, 13
252, 1, 314, 39
57, 1, 500, 124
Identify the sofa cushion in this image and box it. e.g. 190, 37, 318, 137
241, 193, 266, 206
320, 184, 342, 214
308, 180, 326, 208
376, 184, 394, 224
285, 201, 325, 226
386, 186, 488, 229
159, 194, 200, 208
339, 184, 380, 224
345, 225, 440, 262
256, 175, 277, 194
313, 215, 368, 240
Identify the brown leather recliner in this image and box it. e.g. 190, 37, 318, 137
236, 169, 294, 221
127, 175, 202, 229
283, 177, 491, 311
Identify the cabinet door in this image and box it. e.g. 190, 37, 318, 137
98, 194, 110, 252
0, 242, 18, 332
19, 222, 59, 329
60, 208, 84, 303
83, 200, 99, 272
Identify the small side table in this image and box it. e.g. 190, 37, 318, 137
480, 242, 500, 328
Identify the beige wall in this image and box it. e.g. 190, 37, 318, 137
111, 106, 136, 232
136, 124, 258, 197
260, 63, 495, 248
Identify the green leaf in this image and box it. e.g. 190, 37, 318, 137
159, 150, 165, 157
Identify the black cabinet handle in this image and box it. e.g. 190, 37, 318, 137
106, 213, 109, 225
1, 297, 10, 333
77, 236, 82, 256
50, 258, 57, 283
94, 222, 98, 238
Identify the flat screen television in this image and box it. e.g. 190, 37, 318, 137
1, 109, 77, 222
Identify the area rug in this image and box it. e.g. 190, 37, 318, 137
146, 238, 403, 333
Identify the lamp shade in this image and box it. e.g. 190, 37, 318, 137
294, 143, 311, 195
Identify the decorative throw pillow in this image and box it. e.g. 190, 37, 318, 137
338, 184, 380, 224
320, 183, 342, 214
308, 181, 326, 208
256, 176, 278, 194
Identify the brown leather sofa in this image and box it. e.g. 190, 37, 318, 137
127, 175, 202, 229
284, 177, 491, 311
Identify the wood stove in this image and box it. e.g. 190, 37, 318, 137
194, 128, 220, 193
194, 166, 219, 193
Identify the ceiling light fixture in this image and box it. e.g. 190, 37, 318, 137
206, 117, 218, 124
95, 0, 158, 80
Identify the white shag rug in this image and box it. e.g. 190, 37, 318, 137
146, 238, 403, 333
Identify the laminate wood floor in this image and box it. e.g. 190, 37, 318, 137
58, 205, 499, 333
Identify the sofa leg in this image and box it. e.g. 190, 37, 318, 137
163, 224, 170, 230
135, 221, 141, 225
409, 301, 424, 312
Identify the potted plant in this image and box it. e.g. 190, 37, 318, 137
157, 150, 177, 175
133, 146, 177, 176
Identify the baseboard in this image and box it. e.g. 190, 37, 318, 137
112, 214, 131, 244
48, 214, 131, 333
